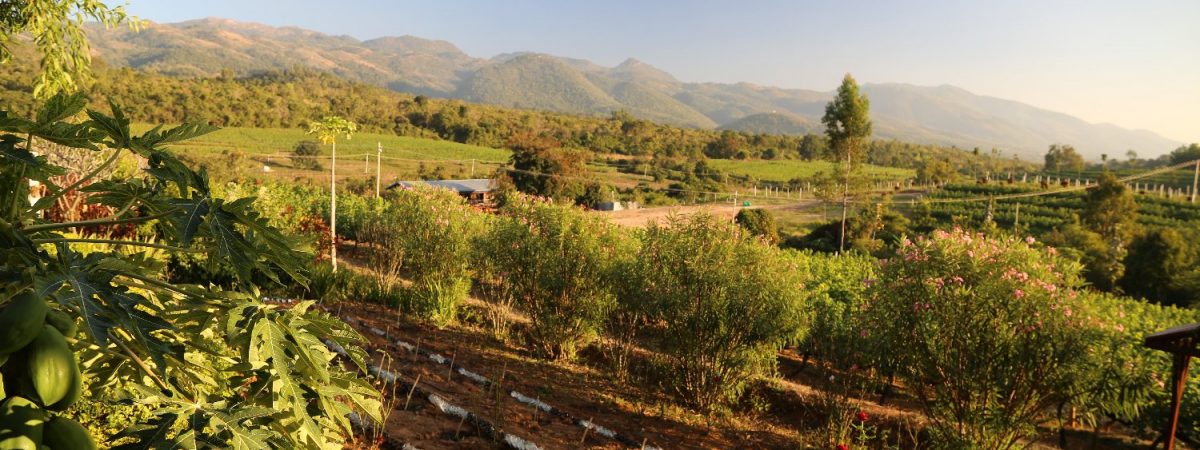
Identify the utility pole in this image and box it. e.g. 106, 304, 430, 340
330, 139, 338, 272
376, 142, 382, 199
471, 159, 476, 177
1191, 160, 1199, 204
1014, 202, 1020, 228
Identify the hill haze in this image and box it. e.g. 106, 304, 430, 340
85, 18, 1182, 160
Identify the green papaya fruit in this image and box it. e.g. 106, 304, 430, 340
0, 396, 44, 450
45, 366, 79, 412
24, 326, 75, 407
0, 352, 6, 398
0, 294, 48, 356
42, 311, 76, 340
40, 416, 95, 450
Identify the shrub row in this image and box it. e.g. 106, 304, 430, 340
243, 181, 1199, 445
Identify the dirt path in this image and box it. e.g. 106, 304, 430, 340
596, 200, 821, 228
333, 301, 802, 450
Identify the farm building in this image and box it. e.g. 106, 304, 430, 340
388, 178, 496, 204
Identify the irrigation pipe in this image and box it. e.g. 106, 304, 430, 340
326, 337, 547, 450
356, 320, 660, 449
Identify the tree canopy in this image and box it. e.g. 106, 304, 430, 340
0, 0, 138, 98
1043, 144, 1085, 175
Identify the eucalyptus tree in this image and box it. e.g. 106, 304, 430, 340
306, 116, 358, 271
821, 74, 872, 254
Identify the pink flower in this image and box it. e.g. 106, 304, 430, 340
1013, 289, 1025, 299
1025, 236, 1036, 244
859, 329, 869, 338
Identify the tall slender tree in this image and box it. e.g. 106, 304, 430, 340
821, 74, 872, 254
307, 116, 358, 271
1081, 172, 1138, 290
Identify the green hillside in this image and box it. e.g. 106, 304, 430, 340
609, 81, 717, 128
462, 54, 621, 114
719, 112, 818, 135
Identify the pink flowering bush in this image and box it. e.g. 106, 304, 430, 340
862, 228, 1093, 448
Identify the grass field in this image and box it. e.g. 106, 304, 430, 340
132, 124, 514, 185
707, 158, 915, 183
134, 124, 511, 162
144, 125, 917, 200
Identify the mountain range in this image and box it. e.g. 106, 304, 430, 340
85, 18, 1183, 160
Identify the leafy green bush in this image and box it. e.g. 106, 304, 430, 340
734, 208, 780, 244
479, 194, 631, 360
363, 186, 483, 326
863, 229, 1092, 448
291, 139, 322, 170
1073, 291, 1200, 442
630, 213, 809, 410
797, 250, 876, 366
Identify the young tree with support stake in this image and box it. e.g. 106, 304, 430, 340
307, 116, 358, 272
821, 74, 872, 254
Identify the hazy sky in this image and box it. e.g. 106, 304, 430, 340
125, 0, 1199, 143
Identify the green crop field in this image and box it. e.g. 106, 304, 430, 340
707, 158, 914, 183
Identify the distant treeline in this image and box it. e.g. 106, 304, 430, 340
0, 49, 1028, 173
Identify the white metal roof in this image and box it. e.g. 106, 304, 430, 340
388, 178, 495, 193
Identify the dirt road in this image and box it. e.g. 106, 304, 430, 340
596, 199, 821, 227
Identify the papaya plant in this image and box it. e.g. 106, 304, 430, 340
0, 93, 381, 448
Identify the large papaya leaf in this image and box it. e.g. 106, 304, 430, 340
86, 100, 132, 150
168, 193, 210, 246
34, 91, 87, 126
46, 244, 117, 345
132, 122, 219, 152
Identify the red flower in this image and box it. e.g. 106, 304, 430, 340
837, 445, 849, 450
856, 411, 869, 422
